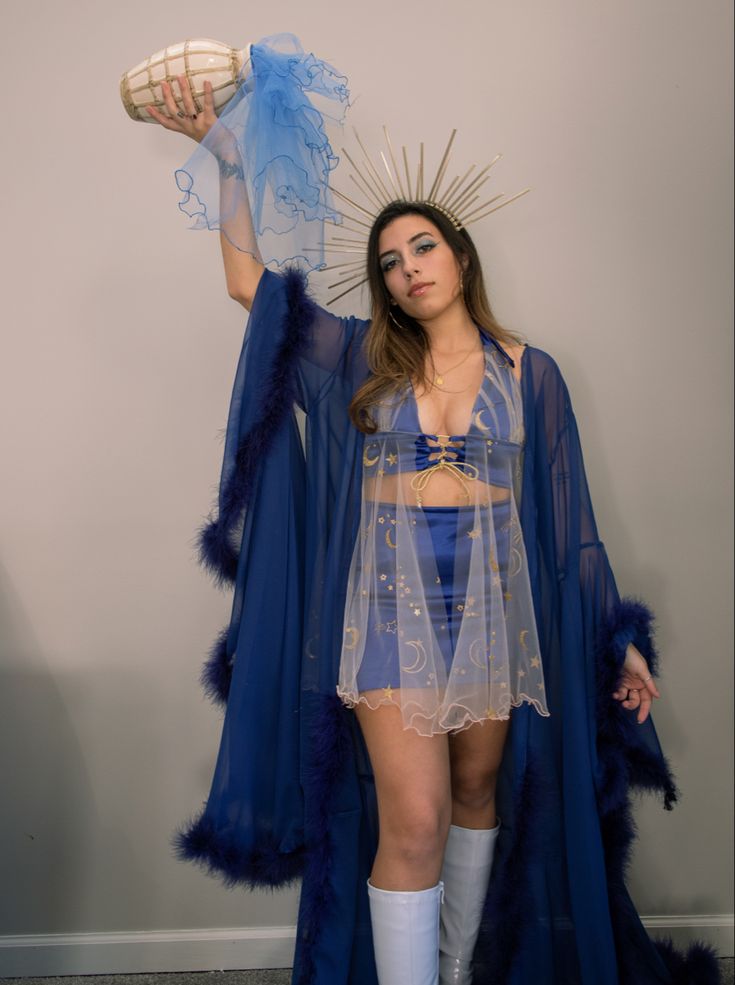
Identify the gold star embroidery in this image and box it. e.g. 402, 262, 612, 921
517, 669, 526, 678
413, 607, 422, 616
467, 528, 480, 539
377, 469, 385, 477
383, 685, 394, 700
537, 682, 545, 690
380, 573, 387, 581
530, 656, 541, 669
386, 453, 397, 465
378, 516, 385, 524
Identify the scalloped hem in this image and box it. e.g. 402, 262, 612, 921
336, 685, 549, 736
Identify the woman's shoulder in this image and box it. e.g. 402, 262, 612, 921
494, 341, 566, 389
519, 343, 567, 385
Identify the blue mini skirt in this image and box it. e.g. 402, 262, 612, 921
356, 498, 511, 692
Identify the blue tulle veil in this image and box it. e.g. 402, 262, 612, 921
175, 33, 349, 270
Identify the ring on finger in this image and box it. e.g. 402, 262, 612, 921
176, 110, 185, 118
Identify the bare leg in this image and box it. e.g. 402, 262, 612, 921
436, 717, 510, 984
356, 702, 452, 890
448, 717, 510, 828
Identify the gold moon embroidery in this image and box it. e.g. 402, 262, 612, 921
519, 629, 529, 650
474, 409, 490, 432
385, 527, 397, 549
401, 639, 428, 674
344, 626, 359, 650
363, 445, 380, 467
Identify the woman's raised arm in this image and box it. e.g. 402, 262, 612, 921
147, 76, 264, 309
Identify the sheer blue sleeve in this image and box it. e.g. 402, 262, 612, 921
529, 349, 676, 804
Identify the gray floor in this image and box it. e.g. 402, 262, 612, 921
1, 966, 733, 985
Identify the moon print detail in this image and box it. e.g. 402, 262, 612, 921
401, 640, 429, 674
363, 444, 380, 467
474, 409, 490, 432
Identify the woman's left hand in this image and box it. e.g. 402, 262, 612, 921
611, 643, 661, 723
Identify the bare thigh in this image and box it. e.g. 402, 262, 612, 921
448, 717, 510, 826
356, 702, 452, 890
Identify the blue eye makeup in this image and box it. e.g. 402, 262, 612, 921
380, 237, 438, 273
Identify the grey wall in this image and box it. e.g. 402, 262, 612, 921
0, 0, 732, 969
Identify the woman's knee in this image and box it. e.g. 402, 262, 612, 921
379, 798, 451, 862
450, 765, 499, 811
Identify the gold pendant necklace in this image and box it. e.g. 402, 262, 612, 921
431, 343, 482, 387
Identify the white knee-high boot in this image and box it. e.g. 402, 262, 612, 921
368, 880, 444, 985
438, 821, 500, 985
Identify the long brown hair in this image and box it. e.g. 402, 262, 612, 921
348, 201, 520, 433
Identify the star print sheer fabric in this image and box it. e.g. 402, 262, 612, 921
337, 341, 549, 734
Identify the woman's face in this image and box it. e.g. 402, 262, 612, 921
377, 214, 465, 322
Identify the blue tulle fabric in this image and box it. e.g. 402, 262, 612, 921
175, 33, 349, 269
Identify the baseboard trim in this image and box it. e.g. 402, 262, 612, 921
0, 927, 296, 978
642, 913, 734, 955
0, 916, 731, 978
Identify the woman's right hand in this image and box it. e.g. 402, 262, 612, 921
146, 76, 236, 156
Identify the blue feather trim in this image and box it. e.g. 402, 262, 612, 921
654, 938, 723, 985
173, 812, 304, 889
596, 596, 678, 811
200, 626, 231, 706
196, 267, 316, 588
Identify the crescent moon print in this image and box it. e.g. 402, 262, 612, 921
363, 445, 380, 467
509, 546, 523, 577
401, 639, 428, 674
519, 629, 529, 651
474, 409, 490, 432
385, 527, 397, 549
343, 626, 359, 650
470, 638, 489, 670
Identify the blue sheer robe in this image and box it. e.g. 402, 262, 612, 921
175, 268, 719, 985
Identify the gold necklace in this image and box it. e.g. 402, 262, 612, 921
430, 344, 483, 387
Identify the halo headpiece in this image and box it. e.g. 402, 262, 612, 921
320, 128, 530, 303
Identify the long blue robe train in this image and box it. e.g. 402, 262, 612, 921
176, 269, 719, 985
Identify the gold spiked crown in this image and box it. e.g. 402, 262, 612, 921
316, 128, 530, 304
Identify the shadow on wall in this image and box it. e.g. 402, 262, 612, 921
0, 563, 168, 938
0, 562, 94, 934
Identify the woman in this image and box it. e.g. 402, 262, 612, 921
147, 36, 717, 985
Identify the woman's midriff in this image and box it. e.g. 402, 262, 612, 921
363, 472, 511, 508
